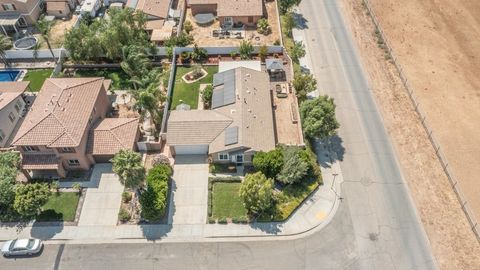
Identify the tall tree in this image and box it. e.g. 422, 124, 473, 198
111, 150, 145, 190
0, 34, 12, 66
293, 73, 317, 102
239, 172, 275, 216
252, 148, 284, 179
13, 183, 51, 218
133, 75, 165, 128
278, 0, 302, 14
277, 146, 309, 185
36, 17, 56, 63
290, 41, 306, 63
300, 95, 340, 140
120, 45, 152, 87
283, 12, 297, 37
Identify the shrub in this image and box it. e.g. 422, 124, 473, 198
252, 148, 284, 179
140, 164, 171, 221
231, 216, 249, 224
72, 183, 82, 193
208, 217, 216, 224
111, 150, 145, 190
300, 96, 339, 140
146, 164, 172, 185
273, 39, 281, 46
202, 85, 213, 109
257, 18, 270, 35
184, 20, 193, 34
13, 183, 52, 218
118, 207, 131, 222
218, 217, 228, 224
122, 191, 132, 203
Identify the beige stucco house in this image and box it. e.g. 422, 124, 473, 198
12, 77, 140, 179
166, 67, 276, 165
188, 0, 264, 28
45, 0, 76, 18
0, 81, 28, 148
0, 0, 44, 34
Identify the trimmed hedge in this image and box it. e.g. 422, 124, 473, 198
140, 164, 172, 222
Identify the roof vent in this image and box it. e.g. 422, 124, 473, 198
248, 109, 252, 113
247, 90, 251, 94
230, 109, 236, 114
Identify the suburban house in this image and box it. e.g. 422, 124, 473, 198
45, 0, 76, 18
166, 67, 276, 164
129, 0, 174, 44
11, 77, 140, 178
0, 81, 28, 148
0, 0, 44, 34
188, 0, 264, 28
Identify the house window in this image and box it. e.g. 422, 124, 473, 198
218, 153, 229, 160
68, 159, 80, 166
2, 3, 16, 11
0, 129, 4, 142
39, 1, 45, 10
18, 17, 27, 27
8, 112, 15, 122
59, 10, 62, 14
23, 146, 39, 152
14, 99, 22, 113
248, 16, 254, 23
60, 147, 75, 153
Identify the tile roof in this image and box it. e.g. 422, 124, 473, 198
166, 67, 276, 154
22, 154, 59, 170
12, 78, 107, 147
46, 1, 68, 10
87, 118, 139, 155
166, 110, 233, 145
136, 0, 170, 19
0, 81, 28, 110
189, 0, 263, 17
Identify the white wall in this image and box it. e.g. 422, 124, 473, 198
4, 49, 64, 59
0, 96, 25, 147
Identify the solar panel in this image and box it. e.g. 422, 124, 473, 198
211, 87, 224, 109
211, 69, 236, 109
224, 126, 239, 146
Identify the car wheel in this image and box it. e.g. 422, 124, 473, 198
27, 252, 32, 256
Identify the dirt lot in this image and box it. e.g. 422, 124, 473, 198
340, 0, 480, 269
35, 16, 78, 49
186, 0, 280, 46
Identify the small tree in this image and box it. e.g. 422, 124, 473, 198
258, 45, 268, 62
252, 148, 283, 179
183, 20, 193, 34
293, 73, 317, 102
278, 0, 302, 14
256, 18, 270, 35
191, 43, 208, 63
13, 183, 51, 218
290, 41, 306, 63
201, 85, 213, 109
0, 35, 12, 66
283, 12, 297, 37
111, 150, 145, 190
300, 95, 340, 140
0, 151, 21, 168
239, 172, 275, 216
277, 147, 309, 185
238, 41, 254, 60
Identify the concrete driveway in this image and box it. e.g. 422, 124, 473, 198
168, 155, 209, 225
78, 164, 123, 226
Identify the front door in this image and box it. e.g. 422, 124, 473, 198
236, 154, 244, 165
224, 16, 233, 28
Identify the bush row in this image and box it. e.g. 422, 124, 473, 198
139, 164, 172, 222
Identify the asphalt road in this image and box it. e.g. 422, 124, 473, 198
0, 0, 437, 269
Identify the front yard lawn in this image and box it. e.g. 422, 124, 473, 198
211, 182, 248, 220
171, 65, 218, 110
23, 69, 53, 91
37, 192, 80, 222
75, 69, 132, 90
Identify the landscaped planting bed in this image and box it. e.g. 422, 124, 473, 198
171, 65, 218, 109
37, 192, 80, 222
23, 69, 53, 91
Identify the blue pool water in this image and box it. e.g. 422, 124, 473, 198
0, 70, 21, 81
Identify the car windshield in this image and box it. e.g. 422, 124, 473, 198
9, 240, 16, 250
26, 239, 35, 249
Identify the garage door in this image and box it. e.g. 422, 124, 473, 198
94, 155, 114, 163
174, 145, 208, 155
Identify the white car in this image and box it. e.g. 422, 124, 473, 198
1, 239, 43, 256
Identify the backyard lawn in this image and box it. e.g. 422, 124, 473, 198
75, 69, 132, 90
23, 69, 53, 91
37, 192, 80, 222
211, 182, 248, 220
171, 65, 218, 109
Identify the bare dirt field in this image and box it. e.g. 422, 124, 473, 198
340, 0, 480, 269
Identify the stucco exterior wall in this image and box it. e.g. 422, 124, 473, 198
0, 0, 44, 25
190, 3, 216, 15
219, 15, 261, 27
0, 96, 24, 148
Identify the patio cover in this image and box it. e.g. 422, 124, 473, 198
150, 21, 175, 42
265, 59, 284, 71
0, 14, 20, 34
22, 154, 59, 170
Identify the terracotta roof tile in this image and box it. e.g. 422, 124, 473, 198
87, 118, 139, 155
22, 154, 59, 170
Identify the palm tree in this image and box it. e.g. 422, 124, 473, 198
238, 40, 254, 60
121, 45, 152, 89
0, 35, 12, 66
36, 18, 56, 63
132, 77, 165, 129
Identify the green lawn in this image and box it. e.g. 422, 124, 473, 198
75, 69, 132, 90
23, 69, 53, 91
171, 66, 218, 110
211, 182, 248, 219
37, 192, 80, 222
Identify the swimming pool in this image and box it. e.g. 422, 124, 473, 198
0, 70, 21, 81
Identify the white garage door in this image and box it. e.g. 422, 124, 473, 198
174, 145, 208, 155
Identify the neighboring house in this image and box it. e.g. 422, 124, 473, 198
11, 77, 140, 178
129, 0, 173, 43
0, 81, 28, 148
188, 0, 264, 28
45, 0, 76, 18
166, 67, 276, 165
0, 0, 44, 34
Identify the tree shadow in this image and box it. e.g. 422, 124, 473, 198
293, 12, 309, 30
249, 221, 283, 234
314, 135, 346, 168
139, 224, 172, 241
30, 222, 64, 240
